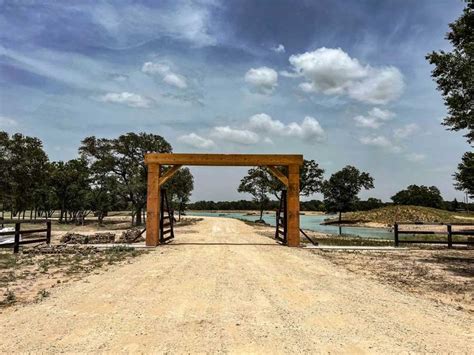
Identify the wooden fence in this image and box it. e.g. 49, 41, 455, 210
394, 222, 474, 247
0, 220, 51, 253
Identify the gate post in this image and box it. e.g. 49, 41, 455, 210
286, 164, 300, 247
146, 163, 161, 246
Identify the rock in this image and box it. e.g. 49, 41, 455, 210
117, 229, 145, 243
60, 232, 115, 244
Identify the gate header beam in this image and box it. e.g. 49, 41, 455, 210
145, 153, 303, 167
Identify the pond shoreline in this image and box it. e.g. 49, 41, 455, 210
187, 210, 393, 240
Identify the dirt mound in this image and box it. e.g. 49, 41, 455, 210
339, 205, 474, 225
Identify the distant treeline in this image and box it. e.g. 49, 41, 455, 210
187, 197, 472, 212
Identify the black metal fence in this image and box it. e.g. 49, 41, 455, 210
394, 222, 474, 248
0, 220, 51, 253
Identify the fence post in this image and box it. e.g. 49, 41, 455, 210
447, 224, 452, 249
13, 222, 20, 254
394, 223, 399, 247
46, 220, 51, 244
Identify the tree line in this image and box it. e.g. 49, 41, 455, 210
189, 180, 471, 215
0, 131, 193, 225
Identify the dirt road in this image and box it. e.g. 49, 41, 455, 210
1, 217, 472, 353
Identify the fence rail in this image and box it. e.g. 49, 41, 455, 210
0, 221, 51, 253
394, 222, 474, 248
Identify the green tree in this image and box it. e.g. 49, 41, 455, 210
426, 0, 474, 144
259, 159, 325, 200
454, 152, 474, 198
238, 168, 271, 221
322, 166, 374, 222
0, 132, 49, 219
164, 167, 194, 221
356, 197, 384, 211
79, 132, 172, 225
391, 185, 444, 209
50, 159, 91, 223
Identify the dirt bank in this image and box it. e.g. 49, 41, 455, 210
0, 217, 472, 353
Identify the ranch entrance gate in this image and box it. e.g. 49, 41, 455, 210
144, 153, 303, 247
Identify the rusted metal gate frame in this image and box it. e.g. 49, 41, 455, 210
144, 153, 303, 247
275, 190, 287, 244
159, 188, 175, 243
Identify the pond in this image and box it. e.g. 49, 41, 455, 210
187, 211, 393, 240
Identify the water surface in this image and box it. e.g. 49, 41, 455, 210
187, 211, 393, 240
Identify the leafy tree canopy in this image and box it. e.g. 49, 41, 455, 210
391, 184, 444, 209
426, 0, 474, 144
454, 151, 474, 197
322, 166, 374, 220
80, 132, 173, 225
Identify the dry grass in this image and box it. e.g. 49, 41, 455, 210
314, 248, 474, 313
0, 245, 146, 307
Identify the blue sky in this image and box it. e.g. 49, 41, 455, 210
0, 0, 469, 202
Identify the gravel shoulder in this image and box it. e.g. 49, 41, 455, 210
0, 216, 472, 353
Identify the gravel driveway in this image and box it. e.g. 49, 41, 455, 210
0, 217, 472, 353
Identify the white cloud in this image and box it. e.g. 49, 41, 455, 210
0, 116, 18, 127
360, 135, 401, 153
368, 107, 395, 121
353, 107, 395, 129
348, 67, 404, 104
406, 153, 426, 162
142, 62, 187, 89
353, 115, 382, 129
288, 47, 404, 104
178, 133, 215, 149
248, 113, 285, 132
244, 66, 278, 94
248, 113, 325, 142
98, 92, 151, 108
271, 44, 285, 53
210, 126, 259, 145
88, 2, 216, 47
394, 123, 419, 139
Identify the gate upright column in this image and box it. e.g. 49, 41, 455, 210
287, 164, 300, 247
146, 163, 161, 246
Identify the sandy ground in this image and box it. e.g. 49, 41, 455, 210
0, 216, 473, 353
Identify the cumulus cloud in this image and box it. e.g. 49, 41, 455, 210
98, 92, 151, 108
406, 153, 426, 162
178, 133, 215, 149
288, 47, 404, 104
0, 116, 18, 127
348, 67, 404, 104
210, 126, 259, 145
244, 66, 278, 94
271, 44, 285, 53
353, 107, 395, 129
360, 135, 401, 153
394, 123, 419, 139
248, 113, 325, 142
142, 62, 187, 89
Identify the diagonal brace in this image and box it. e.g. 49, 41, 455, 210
159, 165, 182, 186
266, 165, 288, 187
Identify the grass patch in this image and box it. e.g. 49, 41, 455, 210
0, 245, 147, 308
335, 205, 474, 225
